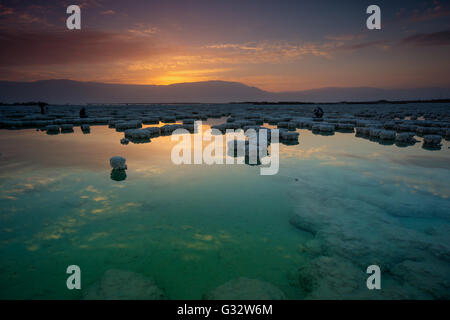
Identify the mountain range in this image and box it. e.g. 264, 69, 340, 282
1, 79, 449, 104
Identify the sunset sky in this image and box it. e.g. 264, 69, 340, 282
0, 0, 449, 91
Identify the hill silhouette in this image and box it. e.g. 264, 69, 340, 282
0, 79, 449, 104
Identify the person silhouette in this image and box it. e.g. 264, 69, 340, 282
39, 102, 47, 114
80, 107, 87, 118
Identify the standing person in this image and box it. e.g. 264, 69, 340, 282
39, 102, 47, 114
80, 107, 87, 118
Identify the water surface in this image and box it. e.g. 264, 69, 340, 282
0, 120, 449, 299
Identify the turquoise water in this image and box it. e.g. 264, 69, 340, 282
0, 120, 449, 299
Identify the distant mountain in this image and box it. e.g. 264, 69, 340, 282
278, 87, 450, 103
0, 79, 449, 104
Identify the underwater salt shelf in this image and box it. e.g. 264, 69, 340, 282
0, 103, 449, 299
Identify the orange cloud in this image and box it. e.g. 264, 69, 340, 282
0, 30, 176, 66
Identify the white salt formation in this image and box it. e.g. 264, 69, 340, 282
115, 120, 142, 131
83, 269, 166, 300
60, 124, 74, 132
369, 128, 383, 138
416, 126, 442, 135
205, 278, 286, 300
45, 125, 60, 134
423, 135, 442, 146
124, 128, 152, 140
395, 132, 416, 143
280, 130, 300, 141
288, 122, 297, 130
379, 130, 396, 140
318, 124, 335, 133
142, 117, 159, 124
0, 103, 448, 152
182, 119, 195, 124
289, 184, 450, 299
160, 124, 183, 134
162, 116, 176, 123
110, 156, 127, 170
335, 123, 354, 132
355, 127, 370, 135
143, 127, 161, 136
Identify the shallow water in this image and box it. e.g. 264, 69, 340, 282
0, 119, 449, 299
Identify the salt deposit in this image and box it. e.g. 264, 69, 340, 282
124, 128, 152, 140
115, 120, 142, 131
279, 129, 299, 141
60, 124, 74, 133
379, 130, 396, 140
205, 278, 286, 300
83, 269, 166, 300
423, 135, 442, 146
45, 125, 60, 134
395, 132, 416, 144
110, 156, 127, 170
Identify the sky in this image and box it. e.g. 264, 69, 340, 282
0, 0, 449, 91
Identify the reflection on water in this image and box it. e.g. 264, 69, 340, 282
0, 119, 449, 299
110, 169, 127, 182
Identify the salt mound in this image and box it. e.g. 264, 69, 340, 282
160, 124, 183, 134
379, 130, 396, 140
289, 190, 450, 299
423, 135, 442, 146
124, 128, 152, 140
318, 124, 335, 133
45, 125, 60, 134
279, 129, 299, 141
395, 132, 416, 144
83, 269, 166, 300
110, 156, 127, 170
369, 128, 382, 138
277, 121, 289, 129
335, 123, 354, 132
60, 124, 74, 133
115, 120, 142, 131
205, 277, 286, 300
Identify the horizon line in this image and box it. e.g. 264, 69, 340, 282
4, 98, 450, 107
2, 78, 450, 93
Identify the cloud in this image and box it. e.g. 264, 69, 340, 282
128, 24, 159, 36
396, 1, 450, 24
203, 41, 332, 63
0, 4, 14, 15
400, 30, 450, 46
408, 3, 450, 23
0, 29, 174, 66
100, 9, 115, 15
325, 34, 366, 42
336, 40, 390, 51
78, 0, 105, 9
205, 43, 262, 51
